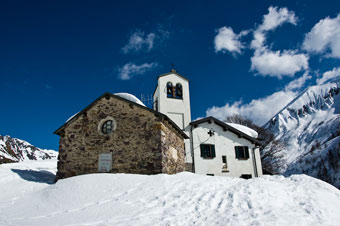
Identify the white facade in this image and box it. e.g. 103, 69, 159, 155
153, 70, 263, 178
191, 120, 262, 178
153, 71, 192, 163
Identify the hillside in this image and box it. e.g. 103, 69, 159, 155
1, 159, 340, 226
264, 80, 340, 188
0, 135, 57, 164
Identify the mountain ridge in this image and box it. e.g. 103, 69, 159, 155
0, 135, 57, 164
264, 80, 340, 188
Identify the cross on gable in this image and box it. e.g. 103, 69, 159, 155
170, 63, 176, 72
208, 129, 215, 137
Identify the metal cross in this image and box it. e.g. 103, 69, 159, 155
208, 129, 215, 137
170, 63, 176, 72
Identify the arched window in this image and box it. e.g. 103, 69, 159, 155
167, 82, 173, 97
176, 83, 183, 99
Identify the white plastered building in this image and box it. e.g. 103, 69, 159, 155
153, 69, 263, 178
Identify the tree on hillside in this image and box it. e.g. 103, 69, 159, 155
224, 114, 285, 174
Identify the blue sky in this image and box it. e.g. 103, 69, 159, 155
1, 0, 340, 150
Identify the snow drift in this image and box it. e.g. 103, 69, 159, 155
1, 160, 340, 226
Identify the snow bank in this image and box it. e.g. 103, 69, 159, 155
227, 123, 258, 138
1, 160, 340, 226
114, 92, 145, 107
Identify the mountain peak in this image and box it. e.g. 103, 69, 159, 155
0, 135, 57, 164
264, 80, 340, 188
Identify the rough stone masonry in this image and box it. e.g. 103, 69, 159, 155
54, 93, 187, 180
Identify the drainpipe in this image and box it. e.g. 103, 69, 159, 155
190, 125, 195, 173
252, 147, 258, 177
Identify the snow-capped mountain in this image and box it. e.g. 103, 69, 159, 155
264, 80, 340, 188
0, 135, 57, 164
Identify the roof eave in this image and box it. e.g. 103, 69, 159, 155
53, 92, 189, 139
190, 116, 261, 145
157, 71, 190, 82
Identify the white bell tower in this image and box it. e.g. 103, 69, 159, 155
153, 69, 191, 130
153, 69, 192, 165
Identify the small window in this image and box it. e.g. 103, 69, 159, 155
207, 174, 214, 176
175, 83, 183, 99
240, 174, 252, 179
154, 98, 158, 111
200, 144, 216, 159
222, 155, 228, 172
167, 82, 173, 98
235, 146, 249, 159
102, 120, 113, 134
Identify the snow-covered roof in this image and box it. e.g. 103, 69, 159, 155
226, 123, 258, 138
190, 117, 260, 144
65, 112, 79, 123
55, 92, 188, 139
113, 93, 145, 107
64, 93, 144, 124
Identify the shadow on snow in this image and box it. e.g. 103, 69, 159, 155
11, 169, 56, 184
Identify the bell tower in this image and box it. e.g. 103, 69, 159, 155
153, 69, 191, 130
153, 69, 192, 166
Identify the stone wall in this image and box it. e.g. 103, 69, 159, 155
56, 95, 185, 180
157, 120, 186, 174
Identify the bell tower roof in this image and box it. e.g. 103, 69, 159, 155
156, 70, 190, 82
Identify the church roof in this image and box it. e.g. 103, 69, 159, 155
157, 69, 190, 82
54, 92, 189, 139
190, 116, 261, 146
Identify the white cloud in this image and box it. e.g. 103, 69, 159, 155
206, 90, 296, 126
317, 67, 340, 85
118, 62, 158, 80
284, 71, 312, 91
122, 31, 156, 54
205, 73, 310, 125
251, 6, 297, 49
214, 27, 248, 54
259, 6, 297, 32
250, 30, 266, 50
247, 7, 307, 78
303, 14, 340, 58
250, 49, 309, 78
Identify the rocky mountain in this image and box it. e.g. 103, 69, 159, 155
264, 79, 340, 188
0, 135, 57, 164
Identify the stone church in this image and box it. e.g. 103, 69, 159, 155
55, 69, 263, 180
54, 92, 188, 180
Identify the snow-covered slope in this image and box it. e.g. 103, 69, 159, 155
1, 160, 340, 226
264, 80, 340, 188
0, 135, 57, 163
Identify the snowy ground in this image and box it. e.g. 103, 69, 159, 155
1, 160, 340, 226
